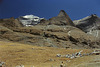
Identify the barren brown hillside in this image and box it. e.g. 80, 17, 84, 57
0, 41, 99, 67
0, 10, 100, 48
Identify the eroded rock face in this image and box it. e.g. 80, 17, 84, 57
0, 11, 100, 48
38, 19, 49, 26
4, 24, 99, 48
38, 10, 75, 26
49, 10, 75, 26
0, 17, 23, 29
73, 14, 100, 38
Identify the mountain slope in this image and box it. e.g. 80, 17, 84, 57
0, 11, 100, 48
0, 41, 94, 67
73, 14, 100, 38
38, 10, 75, 26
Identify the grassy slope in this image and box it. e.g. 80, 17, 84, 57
0, 41, 98, 67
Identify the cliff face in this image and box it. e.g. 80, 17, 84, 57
73, 14, 100, 38
48, 10, 75, 26
0, 11, 100, 49
0, 17, 23, 29
38, 10, 75, 26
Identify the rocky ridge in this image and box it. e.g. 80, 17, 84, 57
73, 14, 100, 38
0, 10, 100, 48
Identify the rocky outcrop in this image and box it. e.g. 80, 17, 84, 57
48, 10, 75, 26
0, 17, 23, 29
38, 10, 75, 26
0, 11, 100, 48
38, 19, 49, 26
42, 25, 100, 48
73, 14, 100, 38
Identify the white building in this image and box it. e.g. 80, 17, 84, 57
18, 15, 44, 26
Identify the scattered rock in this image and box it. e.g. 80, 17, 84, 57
56, 54, 61, 57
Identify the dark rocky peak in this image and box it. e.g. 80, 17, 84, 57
38, 10, 75, 26
86, 14, 99, 22
47, 10, 75, 26
73, 14, 100, 38
91, 14, 98, 18
73, 14, 100, 27
58, 10, 68, 17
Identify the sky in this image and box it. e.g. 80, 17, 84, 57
0, 0, 100, 20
